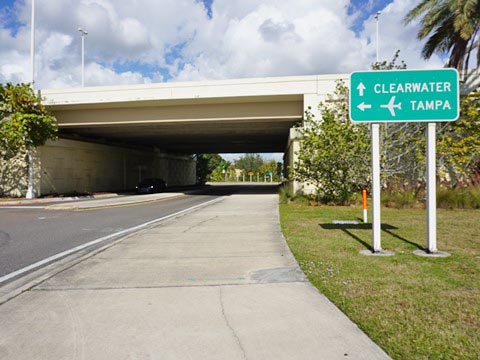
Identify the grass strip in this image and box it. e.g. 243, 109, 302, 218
280, 204, 480, 359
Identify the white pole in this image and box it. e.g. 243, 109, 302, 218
426, 123, 437, 253
375, 11, 381, 63
369, 11, 382, 250
81, 34, 85, 87
78, 28, 88, 87
30, 0, 35, 86
26, 151, 35, 199
26, 0, 36, 200
371, 124, 381, 252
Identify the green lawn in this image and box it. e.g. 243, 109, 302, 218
280, 204, 480, 359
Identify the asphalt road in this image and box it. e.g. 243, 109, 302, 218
0, 184, 278, 281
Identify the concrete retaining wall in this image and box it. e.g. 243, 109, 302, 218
1, 138, 196, 197
0, 148, 29, 197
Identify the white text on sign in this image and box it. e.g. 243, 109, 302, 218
373, 82, 452, 94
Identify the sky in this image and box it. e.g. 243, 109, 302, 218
0, 0, 445, 162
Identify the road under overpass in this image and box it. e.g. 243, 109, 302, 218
2, 74, 348, 196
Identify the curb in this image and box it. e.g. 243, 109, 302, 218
0, 193, 118, 206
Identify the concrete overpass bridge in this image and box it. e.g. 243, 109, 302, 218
3, 75, 348, 196
45, 74, 345, 152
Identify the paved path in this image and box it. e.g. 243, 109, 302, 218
0, 187, 389, 359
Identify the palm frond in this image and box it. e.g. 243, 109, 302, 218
422, 19, 456, 58
448, 37, 469, 68
405, 0, 480, 70
405, 0, 441, 24
418, 3, 454, 39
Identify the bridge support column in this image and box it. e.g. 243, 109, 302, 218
284, 93, 325, 195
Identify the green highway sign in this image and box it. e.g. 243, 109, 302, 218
349, 69, 459, 122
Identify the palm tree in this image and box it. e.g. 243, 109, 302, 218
405, 0, 480, 72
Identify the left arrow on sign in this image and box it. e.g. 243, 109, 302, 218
357, 102, 372, 111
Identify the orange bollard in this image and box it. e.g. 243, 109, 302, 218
362, 189, 368, 223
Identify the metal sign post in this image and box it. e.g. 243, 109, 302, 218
426, 122, 437, 253
349, 69, 459, 256
371, 123, 382, 252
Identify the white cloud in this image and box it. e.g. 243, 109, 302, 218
85, 62, 153, 86
174, 0, 446, 81
0, 0, 449, 89
359, 0, 444, 69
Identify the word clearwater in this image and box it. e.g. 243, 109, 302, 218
374, 82, 452, 94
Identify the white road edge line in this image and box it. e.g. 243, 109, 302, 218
0, 196, 224, 285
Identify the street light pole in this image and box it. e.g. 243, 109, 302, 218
26, 0, 36, 199
30, 0, 35, 86
78, 27, 88, 87
374, 11, 381, 63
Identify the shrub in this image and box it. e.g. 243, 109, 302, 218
278, 185, 316, 206
380, 184, 480, 209
381, 188, 421, 209
437, 186, 480, 209
279, 185, 294, 204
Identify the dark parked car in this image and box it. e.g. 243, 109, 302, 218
136, 178, 167, 194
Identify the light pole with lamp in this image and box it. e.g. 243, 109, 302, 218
26, 0, 36, 199
78, 27, 88, 87
30, 0, 35, 86
374, 11, 381, 62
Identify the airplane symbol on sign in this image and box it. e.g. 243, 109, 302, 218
380, 96, 402, 117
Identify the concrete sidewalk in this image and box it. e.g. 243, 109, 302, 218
0, 190, 389, 359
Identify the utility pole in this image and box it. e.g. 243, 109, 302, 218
30, 0, 35, 87
374, 11, 381, 63
26, 0, 36, 199
78, 27, 88, 87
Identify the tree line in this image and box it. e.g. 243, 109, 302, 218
196, 153, 282, 184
